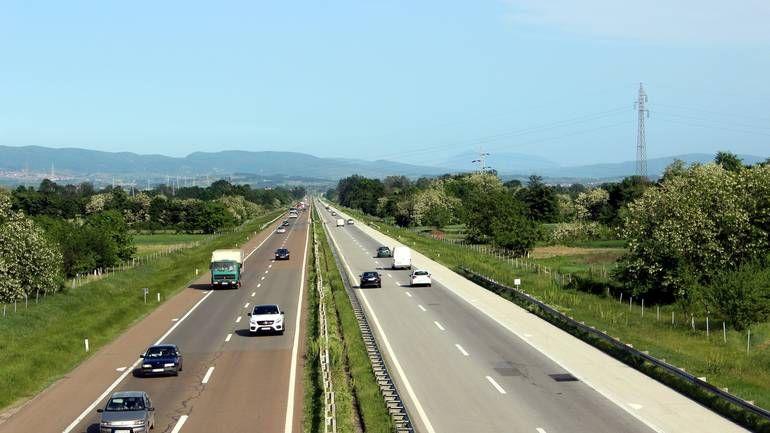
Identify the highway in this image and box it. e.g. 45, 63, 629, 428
0, 211, 310, 433
317, 200, 689, 433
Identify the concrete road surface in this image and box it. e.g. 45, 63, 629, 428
318, 199, 748, 433
0, 210, 310, 433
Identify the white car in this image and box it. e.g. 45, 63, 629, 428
347, 219, 354, 225
410, 269, 431, 287
276, 227, 286, 234
248, 304, 285, 334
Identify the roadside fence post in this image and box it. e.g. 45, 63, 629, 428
747, 329, 751, 354
641, 299, 644, 317
723, 321, 727, 343
706, 316, 709, 339
671, 311, 675, 326
656, 305, 660, 321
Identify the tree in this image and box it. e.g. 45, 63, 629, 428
489, 192, 539, 255
715, 151, 744, 172
616, 163, 770, 303
517, 175, 558, 222
85, 210, 135, 261
0, 189, 63, 302
574, 188, 609, 221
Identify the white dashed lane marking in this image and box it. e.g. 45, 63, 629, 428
455, 344, 469, 356
201, 367, 215, 384
225, 333, 232, 342
434, 321, 445, 331
235, 316, 242, 323
486, 376, 506, 394
418, 305, 427, 312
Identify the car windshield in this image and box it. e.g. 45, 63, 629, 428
253, 305, 279, 315
414, 271, 429, 276
212, 262, 235, 271
378, 247, 389, 251
105, 396, 145, 412
363, 272, 378, 278
145, 346, 175, 358
277, 249, 287, 253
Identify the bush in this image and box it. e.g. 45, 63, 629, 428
699, 262, 770, 330
545, 222, 615, 244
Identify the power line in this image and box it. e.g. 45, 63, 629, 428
370, 106, 632, 161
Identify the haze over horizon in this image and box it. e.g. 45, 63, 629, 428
1, 1, 768, 166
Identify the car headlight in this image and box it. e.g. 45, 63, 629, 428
275, 317, 284, 323
164, 362, 176, 367
142, 363, 152, 368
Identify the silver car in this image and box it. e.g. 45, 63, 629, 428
97, 391, 155, 432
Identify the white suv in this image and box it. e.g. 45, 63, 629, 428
410, 270, 432, 287
248, 304, 285, 334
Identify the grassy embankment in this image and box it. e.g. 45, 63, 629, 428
338, 205, 770, 414
303, 206, 393, 432
0, 210, 282, 412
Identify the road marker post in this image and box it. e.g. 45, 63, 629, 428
84, 339, 89, 352
157, 292, 161, 302
143, 288, 148, 304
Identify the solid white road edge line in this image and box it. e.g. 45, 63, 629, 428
201, 366, 215, 384
283, 216, 310, 433
170, 415, 189, 433
321, 210, 437, 433
486, 376, 507, 394
62, 289, 215, 433
455, 344, 469, 356
244, 213, 284, 260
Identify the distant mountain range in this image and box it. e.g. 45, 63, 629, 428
0, 146, 447, 180
0, 145, 765, 184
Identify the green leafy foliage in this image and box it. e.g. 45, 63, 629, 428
699, 262, 770, 330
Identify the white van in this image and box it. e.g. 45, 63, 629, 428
391, 246, 411, 270
336, 218, 345, 227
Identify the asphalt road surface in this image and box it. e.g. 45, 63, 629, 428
318, 202, 656, 433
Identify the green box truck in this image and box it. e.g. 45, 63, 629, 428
210, 249, 244, 289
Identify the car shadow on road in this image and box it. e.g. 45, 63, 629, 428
86, 423, 100, 433
234, 329, 283, 337
189, 283, 211, 291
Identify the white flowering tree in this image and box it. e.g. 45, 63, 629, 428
617, 163, 770, 303
0, 189, 63, 302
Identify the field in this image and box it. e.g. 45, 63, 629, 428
133, 233, 212, 257
0, 211, 281, 412
338, 206, 770, 418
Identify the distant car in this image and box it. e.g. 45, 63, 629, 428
139, 344, 183, 376
97, 391, 155, 433
331, 211, 337, 216
359, 271, 382, 288
282, 220, 290, 226
376, 246, 392, 258
410, 269, 431, 287
347, 219, 354, 225
336, 218, 345, 227
248, 304, 285, 334
275, 248, 290, 260
276, 227, 287, 234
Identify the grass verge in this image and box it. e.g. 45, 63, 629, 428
309, 205, 393, 432
334, 203, 770, 428
0, 210, 282, 412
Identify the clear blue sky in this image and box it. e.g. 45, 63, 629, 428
1, 0, 768, 166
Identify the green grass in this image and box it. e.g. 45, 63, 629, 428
313, 206, 393, 433
0, 210, 282, 412
336, 204, 770, 429
133, 233, 210, 245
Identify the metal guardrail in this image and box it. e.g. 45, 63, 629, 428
313, 215, 337, 433
460, 267, 770, 427
319, 204, 415, 433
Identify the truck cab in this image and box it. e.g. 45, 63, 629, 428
210, 249, 243, 289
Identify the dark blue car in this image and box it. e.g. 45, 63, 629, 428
139, 344, 183, 376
